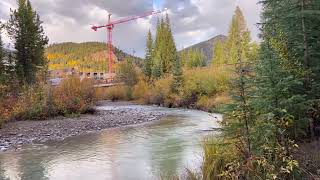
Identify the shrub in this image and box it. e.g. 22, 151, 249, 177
116, 58, 139, 86
196, 93, 231, 112
104, 85, 128, 101
196, 96, 216, 111
53, 76, 95, 115
11, 84, 49, 120
182, 67, 230, 98
149, 76, 172, 105
132, 80, 151, 103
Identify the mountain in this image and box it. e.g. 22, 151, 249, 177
46, 42, 142, 72
179, 34, 227, 65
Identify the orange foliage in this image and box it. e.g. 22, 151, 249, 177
53, 76, 95, 114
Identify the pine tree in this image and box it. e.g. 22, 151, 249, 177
143, 30, 153, 78
6, 0, 48, 85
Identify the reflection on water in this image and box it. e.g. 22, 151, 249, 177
0, 105, 221, 180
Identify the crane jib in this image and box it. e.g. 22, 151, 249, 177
91, 9, 166, 82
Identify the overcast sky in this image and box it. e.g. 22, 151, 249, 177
0, 0, 261, 57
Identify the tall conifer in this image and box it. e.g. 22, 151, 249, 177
7, 0, 48, 84
143, 30, 153, 78
151, 14, 178, 78
258, 0, 320, 138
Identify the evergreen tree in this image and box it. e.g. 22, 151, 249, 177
151, 14, 178, 78
163, 13, 178, 74
6, 51, 15, 79
153, 19, 165, 76
143, 30, 153, 78
6, 0, 48, 85
172, 55, 183, 93
254, 40, 307, 139
151, 51, 163, 78
225, 32, 255, 161
258, 0, 320, 139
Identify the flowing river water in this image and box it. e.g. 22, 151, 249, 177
0, 104, 221, 180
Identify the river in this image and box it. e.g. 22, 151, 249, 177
0, 104, 221, 180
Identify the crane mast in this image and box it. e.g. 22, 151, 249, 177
91, 9, 165, 82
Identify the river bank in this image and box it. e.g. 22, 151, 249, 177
0, 101, 167, 152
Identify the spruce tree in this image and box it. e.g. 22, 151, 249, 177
258, 0, 320, 139
254, 41, 307, 138
163, 13, 178, 74
143, 30, 153, 78
151, 51, 163, 78
6, 0, 48, 85
151, 14, 178, 78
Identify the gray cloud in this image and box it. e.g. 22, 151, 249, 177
0, 0, 261, 57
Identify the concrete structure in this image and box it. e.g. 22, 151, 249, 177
79, 72, 116, 81
48, 68, 76, 78
49, 67, 117, 84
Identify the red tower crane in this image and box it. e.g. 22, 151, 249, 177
91, 9, 165, 81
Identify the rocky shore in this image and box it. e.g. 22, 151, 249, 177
0, 101, 166, 152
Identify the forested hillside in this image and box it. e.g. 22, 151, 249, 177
46, 42, 142, 72
179, 34, 227, 65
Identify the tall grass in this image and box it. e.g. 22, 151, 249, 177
201, 138, 236, 180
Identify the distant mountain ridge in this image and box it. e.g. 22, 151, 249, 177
179, 34, 227, 65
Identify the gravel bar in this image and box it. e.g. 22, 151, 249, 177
0, 101, 166, 152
